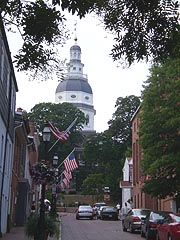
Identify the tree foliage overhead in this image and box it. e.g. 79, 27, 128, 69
1, 0, 69, 78
100, 0, 180, 65
140, 58, 180, 198
1, 0, 180, 76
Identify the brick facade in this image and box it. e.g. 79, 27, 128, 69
131, 106, 175, 212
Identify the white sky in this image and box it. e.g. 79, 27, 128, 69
7, 13, 150, 133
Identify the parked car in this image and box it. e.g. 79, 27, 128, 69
141, 210, 172, 240
122, 208, 151, 233
97, 205, 109, 218
94, 202, 107, 210
94, 202, 107, 218
157, 213, 180, 240
76, 205, 94, 220
100, 206, 119, 220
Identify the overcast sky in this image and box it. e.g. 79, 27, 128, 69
7, 13, 150, 133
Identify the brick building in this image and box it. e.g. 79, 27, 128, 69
131, 106, 176, 212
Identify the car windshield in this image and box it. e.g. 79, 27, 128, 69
103, 207, 116, 212
79, 206, 92, 211
134, 209, 150, 216
172, 214, 180, 222
151, 211, 170, 220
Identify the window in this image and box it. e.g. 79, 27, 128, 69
71, 94, 76, 99
85, 96, 89, 100
85, 114, 89, 126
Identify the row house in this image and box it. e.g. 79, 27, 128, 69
0, 16, 18, 235
0, 16, 40, 235
10, 110, 39, 228
131, 106, 176, 212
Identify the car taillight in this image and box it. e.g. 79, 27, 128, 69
133, 216, 141, 222
173, 224, 180, 231
149, 222, 158, 228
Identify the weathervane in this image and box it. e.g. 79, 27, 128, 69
74, 20, 77, 43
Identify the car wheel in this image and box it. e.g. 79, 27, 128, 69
146, 231, 152, 240
129, 223, 134, 233
122, 222, 127, 232
156, 233, 160, 240
76, 216, 79, 220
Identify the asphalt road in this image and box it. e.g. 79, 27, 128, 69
61, 213, 142, 240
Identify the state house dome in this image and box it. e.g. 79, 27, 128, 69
55, 78, 92, 94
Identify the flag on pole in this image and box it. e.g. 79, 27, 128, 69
62, 175, 70, 189
64, 151, 78, 173
48, 117, 78, 142
63, 170, 72, 182
59, 182, 65, 192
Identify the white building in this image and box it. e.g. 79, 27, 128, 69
55, 37, 96, 134
120, 157, 133, 213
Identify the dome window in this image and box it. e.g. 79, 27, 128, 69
58, 95, 62, 99
71, 94, 76, 98
73, 67, 76, 70
85, 96, 89, 100
85, 114, 89, 126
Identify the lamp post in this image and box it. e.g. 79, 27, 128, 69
39, 123, 51, 240
50, 153, 59, 217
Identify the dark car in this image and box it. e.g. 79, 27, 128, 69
94, 202, 107, 218
141, 210, 172, 240
76, 205, 94, 220
157, 213, 180, 240
122, 208, 151, 233
100, 206, 119, 220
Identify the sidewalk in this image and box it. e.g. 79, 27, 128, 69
1, 214, 61, 240
2, 225, 61, 240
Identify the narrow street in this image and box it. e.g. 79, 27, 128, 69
61, 213, 142, 240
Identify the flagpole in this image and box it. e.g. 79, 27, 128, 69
48, 117, 78, 152
57, 148, 75, 169
48, 139, 59, 153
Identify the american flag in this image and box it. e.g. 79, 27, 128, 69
48, 117, 77, 142
64, 151, 78, 173
63, 170, 72, 182
62, 175, 70, 188
59, 182, 65, 191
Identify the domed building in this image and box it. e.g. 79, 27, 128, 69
55, 37, 96, 134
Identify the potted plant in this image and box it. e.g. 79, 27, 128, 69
25, 214, 60, 240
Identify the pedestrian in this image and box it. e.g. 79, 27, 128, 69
31, 201, 36, 214
116, 203, 121, 214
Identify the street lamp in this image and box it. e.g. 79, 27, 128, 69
50, 153, 59, 217
39, 123, 51, 240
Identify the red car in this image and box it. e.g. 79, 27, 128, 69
157, 213, 180, 240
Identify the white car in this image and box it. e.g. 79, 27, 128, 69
76, 205, 94, 220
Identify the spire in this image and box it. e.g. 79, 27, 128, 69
74, 20, 77, 44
